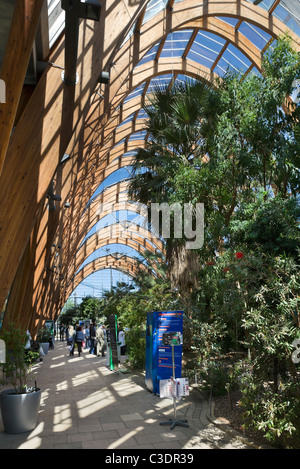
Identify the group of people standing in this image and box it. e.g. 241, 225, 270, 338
65, 323, 107, 357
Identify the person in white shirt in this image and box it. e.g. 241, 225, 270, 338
118, 327, 126, 355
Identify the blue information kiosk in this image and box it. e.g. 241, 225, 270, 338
145, 311, 183, 395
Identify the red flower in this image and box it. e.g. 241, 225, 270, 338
223, 267, 229, 272
206, 261, 215, 266
235, 252, 244, 259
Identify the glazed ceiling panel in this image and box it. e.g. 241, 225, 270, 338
15, 0, 298, 310
67, 254, 146, 299
48, 0, 65, 48
71, 0, 300, 283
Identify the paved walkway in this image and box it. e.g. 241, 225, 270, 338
0, 341, 253, 449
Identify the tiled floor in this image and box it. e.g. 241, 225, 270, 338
0, 341, 250, 449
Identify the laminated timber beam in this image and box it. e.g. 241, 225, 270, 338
67, 254, 150, 299
0, 0, 44, 177
3, 0, 300, 329
60, 2, 300, 272
69, 224, 164, 279
38, 253, 151, 326
65, 6, 299, 229
0, 0, 150, 314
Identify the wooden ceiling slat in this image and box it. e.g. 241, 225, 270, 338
0, 0, 44, 177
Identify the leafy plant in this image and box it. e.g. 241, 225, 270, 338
240, 377, 300, 447
37, 326, 52, 343
125, 327, 146, 370
0, 322, 39, 394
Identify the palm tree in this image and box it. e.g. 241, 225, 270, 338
128, 78, 216, 296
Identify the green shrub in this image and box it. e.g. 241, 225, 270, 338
125, 328, 146, 370
0, 322, 39, 393
241, 377, 300, 447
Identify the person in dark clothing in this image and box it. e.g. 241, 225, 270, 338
75, 326, 85, 357
89, 323, 96, 354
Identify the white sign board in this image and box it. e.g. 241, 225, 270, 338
0, 339, 6, 363
159, 377, 189, 399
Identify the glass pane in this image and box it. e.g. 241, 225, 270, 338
143, 0, 169, 25
137, 109, 148, 120
187, 31, 226, 69
273, 3, 300, 37
216, 16, 240, 27
160, 30, 193, 58
90, 167, 133, 200
248, 66, 262, 77
124, 83, 146, 103
147, 74, 173, 92
70, 269, 134, 300
238, 22, 271, 50
175, 74, 198, 86
138, 43, 160, 67
244, 0, 274, 11
48, 0, 65, 48
128, 130, 147, 141
217, 43, 252, 75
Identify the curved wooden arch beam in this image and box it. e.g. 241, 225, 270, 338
0, 0, 45, 177
77, 200, 155, 251
30, 228, 160, 335
71, 216, 164, 275
63, 183, 163, 272
66, 254, 148, 300
61, 143, 146, 249
62, 152, 136, 259
43, 224, 164, 323
0, 0, 150, 313
72, 235, 160, 281
62, 180, 132, 264
108, 0, 299, 115
5, 0, 299, 325
65, 221, 164, 279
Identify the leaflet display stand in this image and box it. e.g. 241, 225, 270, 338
159, 332, 189, 430
145, 311, 184, 394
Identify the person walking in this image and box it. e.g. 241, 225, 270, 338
118, 326, 126, 355
75, 325, 84, 357
68, 325, 76, 356
84, 324, 90, 350
96, 325, 106, 357
89, 322, 96, 355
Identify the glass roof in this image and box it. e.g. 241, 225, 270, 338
70, 0, 300, 292
246, 0, 300, 37
48, 0, 65, 48
80, 209, 149, 247
135, 21, 273, 80
75, 243, 145, 275
142, 0, 169, 25
122, 0, 300, 49
70, 269, 135, 303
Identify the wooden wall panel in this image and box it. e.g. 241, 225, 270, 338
1, 0, 299, 331
0, 0, 44, 176
0, 0, 150, 315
